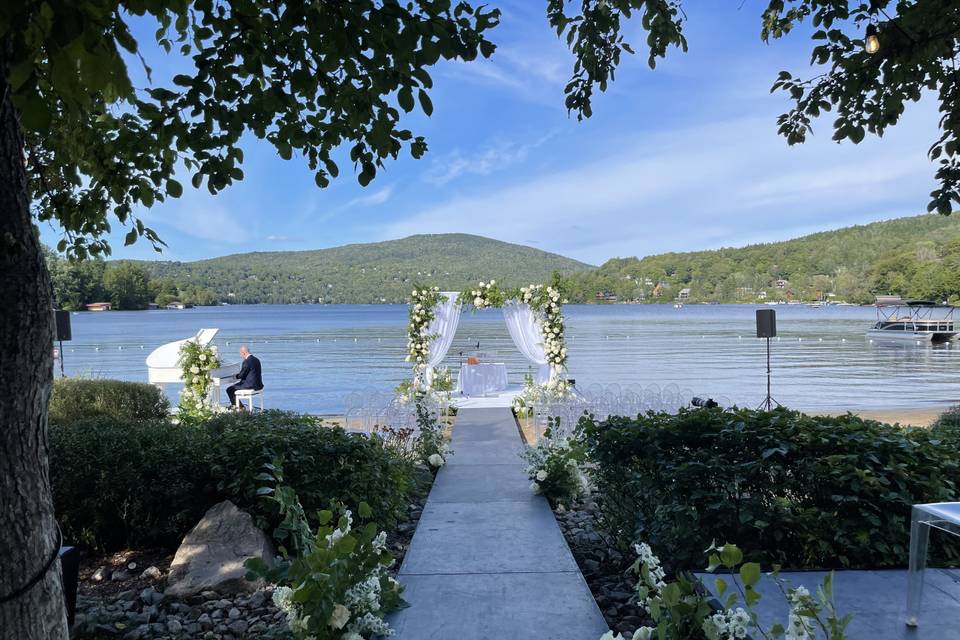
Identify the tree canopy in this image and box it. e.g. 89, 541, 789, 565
5, 0, 957, 265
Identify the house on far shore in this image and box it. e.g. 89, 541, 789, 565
595, 291, 618, 303
775, 279, 790, 289
678, 288, 691, 301
85, 302, 112, 311
757, 291, 768, 300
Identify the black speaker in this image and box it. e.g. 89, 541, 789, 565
53, 310, 72, 341
756, 309, 777, 338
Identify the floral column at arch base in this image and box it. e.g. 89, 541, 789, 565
406, 286, 461, 391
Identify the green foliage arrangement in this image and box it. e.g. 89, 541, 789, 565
245, 465, 406, 640
578, 407, 960, 570
520, 425, 586, 507
49, 411, 416, 552
599, 542, 851, 640
176, 340, 222, 423
48, 378, 169, 425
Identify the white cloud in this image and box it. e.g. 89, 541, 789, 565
346, 185, 393, 208
379, 109, 938, 264
266, 234, 289, 241
423, 134, 555, 185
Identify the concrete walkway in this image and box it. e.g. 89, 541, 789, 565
389, 407, 608, 640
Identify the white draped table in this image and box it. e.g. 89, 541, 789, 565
457, 363, 508, 396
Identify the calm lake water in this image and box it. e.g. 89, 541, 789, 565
58, 304, 960, 414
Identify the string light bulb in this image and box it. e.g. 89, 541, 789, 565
865, 24, 880, 54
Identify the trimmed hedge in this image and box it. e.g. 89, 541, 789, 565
49, 378, 169, 425
580, 407, 960, 570
50, 411, 417, 552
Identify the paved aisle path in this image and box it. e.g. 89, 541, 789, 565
389, 407, 608, 640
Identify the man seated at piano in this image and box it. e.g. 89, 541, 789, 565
227, 345, 263, 408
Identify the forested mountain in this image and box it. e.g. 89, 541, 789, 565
133, 234, 595, 304
562, 214, 960, 304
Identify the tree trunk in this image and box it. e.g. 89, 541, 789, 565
0, 55, 69, 639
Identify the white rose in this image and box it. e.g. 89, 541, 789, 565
190, 365, 200, 374
328, 603, 350, 629
199, 353, 207, 361
536, 470, 548, 481
474, 297, 483, 306
428, 453, 445, 467
478, 281, 485, 287
490, 279, 496, 285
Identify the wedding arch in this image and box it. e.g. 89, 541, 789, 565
406, 275, 569, 391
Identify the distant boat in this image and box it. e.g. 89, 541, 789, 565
165, 302, 193, 310
674, 303, 683, 309
866, 300, 957, 343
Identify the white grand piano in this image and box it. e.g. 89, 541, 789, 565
146, 328, 242, 407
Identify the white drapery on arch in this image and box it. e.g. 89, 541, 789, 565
502, 300, 551, 384
424, 291, 462, 386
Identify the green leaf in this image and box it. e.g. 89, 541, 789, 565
398, 86, 414, 112
124, 229, 138, 246
358, 501, 372, 518
739, 562, 761, 587
166, 179, 183, 198
720, 544, 743, 568
418, 89, 433, 116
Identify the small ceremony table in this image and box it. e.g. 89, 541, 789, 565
457, 363, 508, 396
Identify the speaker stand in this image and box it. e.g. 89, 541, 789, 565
757, 336, 780, 411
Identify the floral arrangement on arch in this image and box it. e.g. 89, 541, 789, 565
463, 279, 506, 309
517, 278, 569, 373
406, 285, 445, 375
177, 340, 221, 422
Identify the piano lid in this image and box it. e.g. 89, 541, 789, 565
146, 328, 219, 384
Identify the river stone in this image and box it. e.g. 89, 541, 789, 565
165, 500, 274, 598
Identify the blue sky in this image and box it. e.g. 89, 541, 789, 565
39, 2, 940, 265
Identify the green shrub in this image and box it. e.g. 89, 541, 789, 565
933, 405, 960, 439
50, 410, 417, 552
579, 407, 960, 570
49, 378, 169, 425
203, 410, 417, 535
50, 417, 213, 550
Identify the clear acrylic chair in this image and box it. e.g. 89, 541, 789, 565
906, 502, 960, 626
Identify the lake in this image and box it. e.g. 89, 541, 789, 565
57, 303, 960, 414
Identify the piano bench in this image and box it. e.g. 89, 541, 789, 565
234, 388, 264, 412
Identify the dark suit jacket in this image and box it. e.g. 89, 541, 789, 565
235, 354, 263, 390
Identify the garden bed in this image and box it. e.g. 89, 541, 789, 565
73, 468, 433, 640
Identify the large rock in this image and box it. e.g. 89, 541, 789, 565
166, 501, 274, 598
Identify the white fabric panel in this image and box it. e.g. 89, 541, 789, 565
424, 291, 461, 385
457, 363, 509, 396
502, 300, 551, 384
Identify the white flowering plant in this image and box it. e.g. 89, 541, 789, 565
414, 397, 450, 470
511, 373, 573, 418
600, 542, 852, 640
519, 425, 586, 506
177, 339, 221, 423
245, 463, 406, 640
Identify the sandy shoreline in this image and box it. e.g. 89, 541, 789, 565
801, 406, 952, 427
